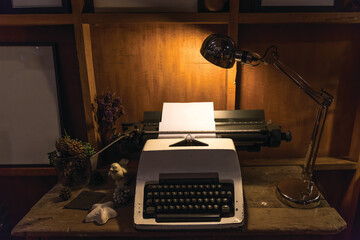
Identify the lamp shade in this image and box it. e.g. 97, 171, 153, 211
200, 34, 236, 69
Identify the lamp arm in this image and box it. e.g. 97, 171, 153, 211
260, 46, 334, 107
258, 46, 334, 185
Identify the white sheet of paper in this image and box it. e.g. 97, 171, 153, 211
158, 102, 216, 138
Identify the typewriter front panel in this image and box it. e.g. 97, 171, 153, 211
134, 138, 244, 229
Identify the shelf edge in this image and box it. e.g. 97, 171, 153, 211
238, 12, 360, 24
82, 12, 229, 24
240, 157, 357, 170
0, 14, 73, 26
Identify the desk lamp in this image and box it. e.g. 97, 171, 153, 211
200, 34, 334, 208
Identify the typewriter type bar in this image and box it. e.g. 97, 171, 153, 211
122, 110, 291, 152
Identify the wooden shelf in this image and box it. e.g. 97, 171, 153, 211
0, 167, 56, 176
0, 14, 73, 26
240, 157, 357, 171
238, 12, 360, 24
82, 12, 229, 24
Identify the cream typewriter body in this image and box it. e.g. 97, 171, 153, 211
134, 138, 244, 230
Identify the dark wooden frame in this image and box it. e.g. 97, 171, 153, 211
0, 43, 64, 167
254, 0, 344, 12
0, 0, 71, 14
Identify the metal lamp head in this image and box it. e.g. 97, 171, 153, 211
200, 34, 237, 69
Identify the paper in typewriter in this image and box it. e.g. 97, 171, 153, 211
158, 102, 216, 138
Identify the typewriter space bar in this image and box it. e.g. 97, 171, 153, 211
156, 214, 221, 222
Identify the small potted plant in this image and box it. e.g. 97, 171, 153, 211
48, 134, 95, 189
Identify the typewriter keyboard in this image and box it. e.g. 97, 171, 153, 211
143, 178, 234, 222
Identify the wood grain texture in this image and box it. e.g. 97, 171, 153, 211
225, 0, 240, 110
83, 13, 229, 24
90, 24, 228, 123
349, 94, 360, 162
236, 24, 360, 159
71, 0, 100, 148
11, 166, 346, 239
239, 157, 357, 170
0, 14, 73, 26
238, 12, 360, 24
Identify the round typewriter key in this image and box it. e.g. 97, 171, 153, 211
211, 184, 216, 189
175, 185, 180, 189
214, 191, 219, 196
179, 198, 184, 204
207, 205, 213, 210
202, 191, 208, 196
210, 198, 215, 203
160, 192, 165, 197
204, 198, 209, 203
221, 205, 231, 214
169, 185, 174, 189
201, 205, 207, 210
169, 205, 175, 211
197, 198, 203, 203
163, 205, 168, 211
227, 191, 233, 198
167, 199, 172, 204
220, 191, 226, 196
171, 191, 177, 197
193, 184, 198, 189
156, 205, 162, 211
175, 205, 181, 210
194, 205, 200, 210
190, 191, 195, 196
214, 204, 219, 210
145, 206, 155, 216
154, 199, 160, 205
208, 191, 214, 196
166, 192, 171, 197
187, 185, 192, 189
178, 192, 184, 197
147, 192, 153, 198
192, 198, 197, 203
173, 199, 178, 204
185, 198, 191, 204
199, 185, 204, 189
163, 185, 169, 190
182, 205, 187, 210
222, 198, 228, 203
196, 192, 201, 197
188, 205, 194, 210
153, 192, 159, 197
205, 184, 210, 189
146, 199, 153, 205
181, 185, 186, 189
160, 199, 166, 204
216, 198, 222, 204
217, 184, 222, 188
184, 191, 189, 197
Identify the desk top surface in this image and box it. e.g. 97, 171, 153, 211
11, 165, 346, 238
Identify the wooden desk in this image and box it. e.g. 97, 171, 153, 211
11, 166, 346, 240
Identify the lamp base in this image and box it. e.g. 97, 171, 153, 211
276, 178, 320, 209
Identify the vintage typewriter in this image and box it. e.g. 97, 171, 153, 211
122, 109, 291, 230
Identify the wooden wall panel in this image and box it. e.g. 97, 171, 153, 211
236, 24, 360, 159
90, 24, 228, 123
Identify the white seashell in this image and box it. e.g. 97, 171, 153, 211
85, 201, 118, 225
